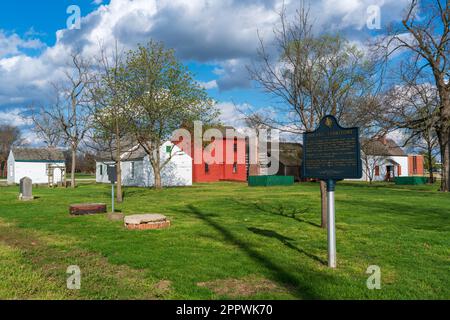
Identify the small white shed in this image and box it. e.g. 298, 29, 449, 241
359, 137, 409, 182
96, 141, 192, 187
7, 148, 66, 185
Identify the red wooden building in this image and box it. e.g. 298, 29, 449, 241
408, 154, 424, 176
175, 127, 247, 183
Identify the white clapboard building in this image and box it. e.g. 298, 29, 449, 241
360, 137, 409, 182
96, 141, 192, 187
7, 147, 66, 185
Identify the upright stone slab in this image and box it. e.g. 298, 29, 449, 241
19, 177, 33, 201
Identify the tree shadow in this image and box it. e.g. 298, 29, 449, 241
185, 204, 329, 299
248, 227, 326, 265
234, 199, 322, 228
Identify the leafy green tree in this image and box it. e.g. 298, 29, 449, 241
124, 41, 217, 189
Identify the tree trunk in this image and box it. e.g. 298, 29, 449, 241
116, 160, 123, 202
153, 147, 162, 189
440, 137, 450, 192
71, 147, 76, 189
427, 148, 434, 184
154, 167, 162, 189
437, 129, 449, 192
115, 122, 123, 202
436, 81, 450, 192
320, 180, 327, 228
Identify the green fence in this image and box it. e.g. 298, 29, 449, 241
248, 175, 294, 187
394, 176, 428, 185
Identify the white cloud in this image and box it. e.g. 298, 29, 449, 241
216, 101, 248, 127
198, 80, 218, 90
0, 30, 45, 58
0, 108, 32, 126
0, 0, 412, 105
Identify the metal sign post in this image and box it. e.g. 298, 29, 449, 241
326, 179, 336, 268
302, 115, 362, 269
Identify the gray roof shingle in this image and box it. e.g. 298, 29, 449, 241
12, 147, 65, 161
362, 138, 406, 157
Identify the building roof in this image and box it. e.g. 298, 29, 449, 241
270, 142, 303, 166
362, 138, 406, 157
121, 145, 148, 161
12, 147, 65, 162
96, 145, 146, 162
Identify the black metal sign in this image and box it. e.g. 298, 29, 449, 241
302, 115, 362, 181
107, 165, 117, 183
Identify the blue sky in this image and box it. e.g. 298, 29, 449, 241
0, 0, 413, 144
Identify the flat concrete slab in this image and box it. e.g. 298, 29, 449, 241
124, 214, 170, 230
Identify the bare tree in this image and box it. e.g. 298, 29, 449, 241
382, 79, 440, 183
27, 104, 61, 147
0, 125, 24, 177
247, 4, 377, 227
30, 53, 92, 188
375, 0, 449, 191
88, 42, 129, 202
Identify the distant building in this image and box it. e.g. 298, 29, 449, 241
96, 141, 192, 187
408, 154, 425, 176
248, 141, 303, 181
7, 147, 66, 185
176, 126, 247, 183
361, 137, 424, 182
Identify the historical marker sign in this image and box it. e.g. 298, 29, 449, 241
107, 165, 117, 183
302, 115, 362, 269
302, 115, 362, 180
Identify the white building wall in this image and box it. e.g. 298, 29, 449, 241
96, 162, 115, 184
122, 159, 148, 187
7, 151, 14, 185
391, 156, 409, 177
358, 155, 409, 182
12, 161, 65, 184
97, 142, 192, 188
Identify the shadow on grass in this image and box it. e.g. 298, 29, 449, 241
338, 197, 450, 232
234, 199, 322, 228
186, 204, 328, 299
340, 181, 441, 192
248, 227, 326, 266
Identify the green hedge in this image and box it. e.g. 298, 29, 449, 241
394, 176, 428, 185
248, 175, 294, 187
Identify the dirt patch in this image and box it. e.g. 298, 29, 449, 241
154, 280, 172, 295
197, 276, 286, 298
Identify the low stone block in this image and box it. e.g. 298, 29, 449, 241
124, 214, 171, 230
69, 203, 107, 215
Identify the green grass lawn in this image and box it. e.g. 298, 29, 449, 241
0, 181, 448, 299
74, 173, 95, 179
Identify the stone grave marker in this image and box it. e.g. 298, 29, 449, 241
19, 177, 33, 201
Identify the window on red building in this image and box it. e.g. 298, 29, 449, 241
413, 156, 417, 174
233, 162, 237, 173
205, 163, 209, 173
